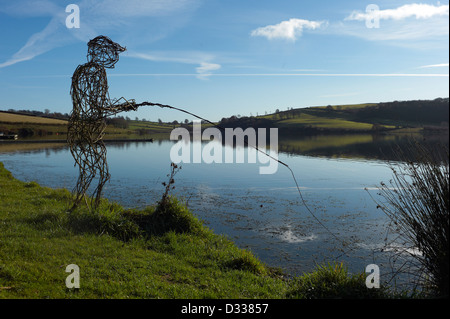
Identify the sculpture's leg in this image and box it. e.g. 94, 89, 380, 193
70, 168, 95, 211
92, 141, 110, 209
70, 173, 84, 211
70, 143, 97, 211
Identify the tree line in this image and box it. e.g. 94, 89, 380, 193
2, 108, 194, 129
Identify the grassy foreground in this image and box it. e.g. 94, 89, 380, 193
0, 162, 387, 299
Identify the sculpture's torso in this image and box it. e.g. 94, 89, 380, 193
69, 62, 109, 144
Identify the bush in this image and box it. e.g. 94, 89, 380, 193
287, 262, 387, 299
122, 196, 207, 237
223, 249, 267, 275
373, 142, 449, 297
18, 127, 34, 137
124, 162, 207, 237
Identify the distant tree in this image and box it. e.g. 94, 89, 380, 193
371, 124, 383, 131
158, 118, 162, 124
107, 116, 128, 129
184, 119, 189, 124
18, 128, 34, 137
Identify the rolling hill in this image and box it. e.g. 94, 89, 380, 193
0, 111, 67, 125
219, 98, 449, 134
1, 98, 449, 139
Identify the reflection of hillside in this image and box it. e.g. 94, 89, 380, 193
0, 142, 67, 154
2, 133, 448, 163
278, 133, 449, 162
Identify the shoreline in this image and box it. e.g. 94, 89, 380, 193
0, 138, 154, 144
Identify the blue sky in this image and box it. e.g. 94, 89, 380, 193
0, 0, 448, 122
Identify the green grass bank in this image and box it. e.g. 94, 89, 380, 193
0, 162, 391, 299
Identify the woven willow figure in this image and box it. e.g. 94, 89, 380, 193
68, 35, 137, 211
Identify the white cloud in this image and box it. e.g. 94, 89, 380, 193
334, 3, 449, 45
419, 63, 449, 68
0, 15, 72, 69
0, 56, 33, 69
195, 62, 221, 79
103, 73, 448, 77
332, 19, 449, 43
0, 0, 199, 68
127, 51, 211, 65
250, 18, 325, 41
127, 51, 221, 79
345, 3, 449, 21
196, 62, 221, 74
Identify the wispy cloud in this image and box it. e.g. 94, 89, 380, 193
418, 63, 449, 68
345, 3, 449, 21
126, 51, 221, 79
332, 20, 449, 44
248, 3, 449, 46
250, 18, 326, 41
91, 73, 449, 77
127, 51, 214, 65
0, 17, 79, 69
338, 3, 449, 44
195, 62, 221, 79
0, 0, 199, 69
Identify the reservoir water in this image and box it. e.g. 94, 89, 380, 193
1, 134, 447, 288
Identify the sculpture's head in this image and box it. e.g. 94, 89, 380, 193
87, 35, 126, 68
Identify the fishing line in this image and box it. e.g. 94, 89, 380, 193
135, 101, 352, 252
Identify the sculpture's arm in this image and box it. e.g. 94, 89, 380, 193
103, 97, 138, 116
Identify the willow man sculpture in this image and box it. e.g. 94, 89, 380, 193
68, 35, 138, 211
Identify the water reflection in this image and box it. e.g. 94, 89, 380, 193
0, 142, 67, 155
278, 132, 449, 162
1, 133, 447, 162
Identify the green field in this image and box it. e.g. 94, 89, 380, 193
0, 112, 67, 125
0, 111, 174, 140
277, 113, 379, 131
2, 98, 448, 139
231, 99, 448, 133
